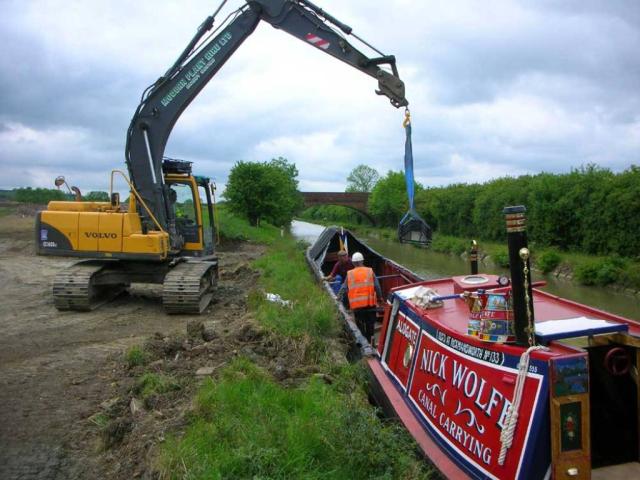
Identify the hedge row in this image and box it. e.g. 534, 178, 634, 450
413, 165, 639, 258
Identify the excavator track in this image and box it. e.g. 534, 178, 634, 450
162, 261, 218, 314
53, 261, 126, 311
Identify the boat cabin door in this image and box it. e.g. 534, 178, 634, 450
550, 339, 640, 479
588, 340, 639, 477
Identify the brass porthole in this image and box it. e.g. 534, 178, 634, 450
403, 344, 414, 368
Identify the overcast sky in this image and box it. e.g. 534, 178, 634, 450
0, 0, 638, 195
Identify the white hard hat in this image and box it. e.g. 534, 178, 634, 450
352, 252, 364, 262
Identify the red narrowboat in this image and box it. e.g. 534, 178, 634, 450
306, 210, 640, 480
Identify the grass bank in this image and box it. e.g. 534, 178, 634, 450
217, 204, 281, 245
158, 209, 434, 479
161, 359, 430, 479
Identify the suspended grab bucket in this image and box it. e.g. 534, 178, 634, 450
398, 110, 432, 246
398, 209, 432, 245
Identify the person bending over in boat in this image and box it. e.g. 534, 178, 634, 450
323, 250, 354, 283
337, 252, 382, 343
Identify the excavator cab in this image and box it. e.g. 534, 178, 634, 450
163, 158, 216, 257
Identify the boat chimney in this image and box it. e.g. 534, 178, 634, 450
469, 240, 478, 274
503, 206, 535, 346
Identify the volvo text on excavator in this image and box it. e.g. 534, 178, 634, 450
36, 0, 409, 314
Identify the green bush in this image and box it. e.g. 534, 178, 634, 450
492, 248, 511, 268
369, 170, 420, 227
135, 373, 181, 400
620, 263, 640, 290
574, 262, 599, 286
574, 258, 625, 286
124, 345, 148, 368
596, 262, 622, 286
14, 187, 69, 204
224, 157, 302, 227
536, 250, 562, 274
450, 238, 469, 256
430, 235, 469, 256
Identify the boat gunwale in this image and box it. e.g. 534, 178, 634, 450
304, 226, 423, 357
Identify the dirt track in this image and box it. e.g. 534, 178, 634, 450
0, 214, 266, 479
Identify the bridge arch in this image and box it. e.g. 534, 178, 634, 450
300, 192, 375, 225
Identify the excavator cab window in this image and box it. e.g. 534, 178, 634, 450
168, 182, 199, 244
198, 184, 214, 254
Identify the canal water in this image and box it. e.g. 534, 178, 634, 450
291, 220, 640, 320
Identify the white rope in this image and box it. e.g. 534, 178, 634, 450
498, 345, 546, 465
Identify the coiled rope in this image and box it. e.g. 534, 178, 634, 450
498, 345, 547, 465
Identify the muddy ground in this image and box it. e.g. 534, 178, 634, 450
0, 211, 290, 479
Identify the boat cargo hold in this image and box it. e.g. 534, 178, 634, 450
306, 208, 640, 480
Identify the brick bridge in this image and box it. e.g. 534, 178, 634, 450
300, 192, 374, 223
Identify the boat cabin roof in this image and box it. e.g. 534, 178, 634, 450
391, 274, 640, 352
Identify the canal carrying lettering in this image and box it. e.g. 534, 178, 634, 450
408, 328, 541, 476
418, 345, 512, 426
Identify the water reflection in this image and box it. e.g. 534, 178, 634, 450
290, 220, 326, 244
292, 220, 639, 319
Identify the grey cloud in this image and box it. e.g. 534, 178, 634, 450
0, 0, 638, 195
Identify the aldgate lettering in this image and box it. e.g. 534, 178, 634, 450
84, 232, 118, 239
396, 318, 418, 344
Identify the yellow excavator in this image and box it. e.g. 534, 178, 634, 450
36, 0, 409, 314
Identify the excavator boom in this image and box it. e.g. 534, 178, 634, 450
126, 0, 409, 247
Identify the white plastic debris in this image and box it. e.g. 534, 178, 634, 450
265, 293, 292, 308
410, 286, 443, 309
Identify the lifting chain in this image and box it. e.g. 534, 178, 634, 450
519, 247, 536, 346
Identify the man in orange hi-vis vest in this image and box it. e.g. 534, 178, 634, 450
337, 252, 382, 344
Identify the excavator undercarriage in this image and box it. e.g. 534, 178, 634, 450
51, 258, 218, 314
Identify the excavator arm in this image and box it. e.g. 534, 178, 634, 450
126, 0, 409, 247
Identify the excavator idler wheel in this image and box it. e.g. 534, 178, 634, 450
162, 261, 218, 315
52, 261, 127, 311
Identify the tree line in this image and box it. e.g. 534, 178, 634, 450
8, 187, 114, 203
9, 161, 638, 260
304, 164, 639, 259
